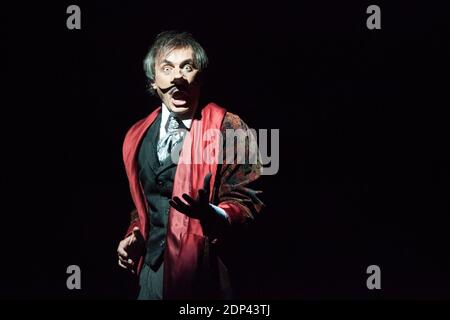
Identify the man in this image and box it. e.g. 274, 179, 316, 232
117, 31, 263, 300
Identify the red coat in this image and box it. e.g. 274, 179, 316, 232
122, 102, 262, 299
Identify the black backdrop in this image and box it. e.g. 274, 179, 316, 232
2, 1, 449, 299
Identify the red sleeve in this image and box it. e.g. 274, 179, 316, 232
218, 201, 250, 225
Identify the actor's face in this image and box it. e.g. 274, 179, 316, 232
152, 46, 200, 116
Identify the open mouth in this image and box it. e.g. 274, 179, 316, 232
170, 88, 189, 106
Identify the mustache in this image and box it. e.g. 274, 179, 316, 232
158, 84, 189, 94
157, 77, 200, 94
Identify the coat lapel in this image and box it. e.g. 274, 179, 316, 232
143, 114, 162, 176
122, 106, 162, 247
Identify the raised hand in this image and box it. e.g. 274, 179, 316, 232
169, 173, 212, 220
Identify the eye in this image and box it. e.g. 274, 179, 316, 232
162, 66, 173, 73
183, 64, 193, 72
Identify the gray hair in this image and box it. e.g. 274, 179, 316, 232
143, 31, 208, 95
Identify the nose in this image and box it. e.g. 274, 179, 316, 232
173, 67, 186, 80
171, 68, 189, 86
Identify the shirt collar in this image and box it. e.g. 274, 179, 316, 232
160, 103, 193, 135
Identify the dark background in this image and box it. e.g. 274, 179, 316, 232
2, 1, 449, 299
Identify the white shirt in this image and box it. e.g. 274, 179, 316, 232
160, 103, 192, 139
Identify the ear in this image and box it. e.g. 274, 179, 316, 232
150, 81, 157, 90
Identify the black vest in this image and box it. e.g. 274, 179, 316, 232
137, 114, 183, 270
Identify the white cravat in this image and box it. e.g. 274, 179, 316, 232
160, 103, 192, 138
